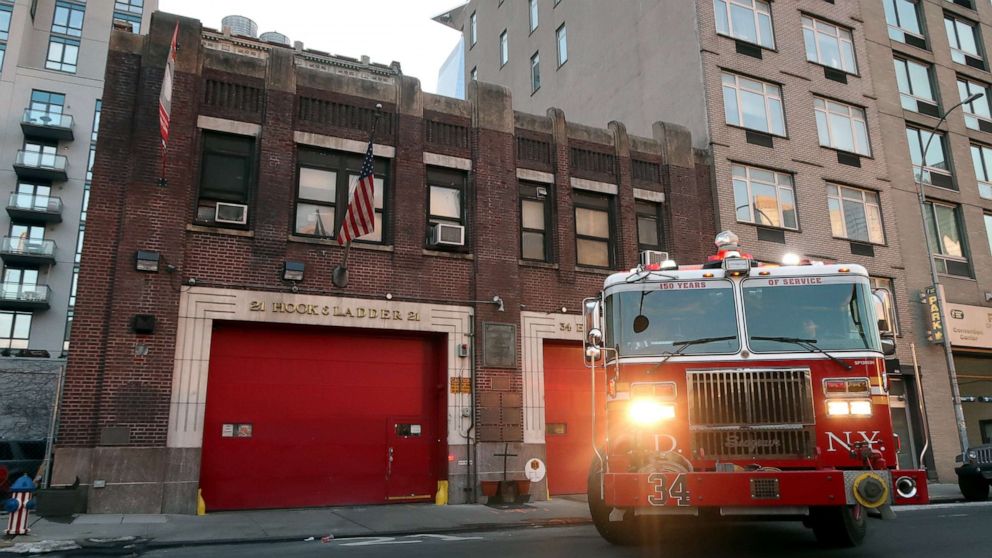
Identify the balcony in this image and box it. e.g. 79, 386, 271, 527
0, 284, 51, 311
0, 237, 56, 266
6, 193, 63, 224
20, 109, 74, 141
13, 151, 68, 182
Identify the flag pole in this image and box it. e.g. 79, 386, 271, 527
332, 103, 383, 288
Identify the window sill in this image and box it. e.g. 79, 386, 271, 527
422, 248, 474, 260
715, 32, 776, 53
186, 224, 254, 238
288, 235, 394, 252
833, 236, 887, 248
737, 221, 800, 235
821, 146, 873, 162
808, 60, 859, 79
519, 259, 559, 269
575, 265, 615, 275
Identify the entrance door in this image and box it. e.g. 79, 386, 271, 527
543, 341, 605, 495
386, 417, 435, 501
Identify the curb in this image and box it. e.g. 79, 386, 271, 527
0, 517, 594, 554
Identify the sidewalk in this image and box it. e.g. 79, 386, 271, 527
0, 484, 967, 554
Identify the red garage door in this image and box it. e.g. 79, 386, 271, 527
200, 322, 445, 511
543, 342, 605, 495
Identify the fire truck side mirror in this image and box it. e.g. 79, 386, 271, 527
583, 298, 603, 363
871, 288, 895, 336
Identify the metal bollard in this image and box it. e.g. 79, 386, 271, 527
4, 474, 37, 536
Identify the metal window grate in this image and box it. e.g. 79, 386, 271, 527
751, 478, 780, 499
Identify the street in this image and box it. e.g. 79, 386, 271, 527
139, 502, 992, 557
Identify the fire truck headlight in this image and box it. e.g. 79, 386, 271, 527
826, 400, 851, 416
849, 400, 873, 416
628, 399, 676, 426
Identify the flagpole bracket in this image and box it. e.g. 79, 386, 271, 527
331, 265, 348, 289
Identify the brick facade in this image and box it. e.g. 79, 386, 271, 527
52, 13, 715, 513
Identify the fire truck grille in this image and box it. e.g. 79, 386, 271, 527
687, 368, 815, 459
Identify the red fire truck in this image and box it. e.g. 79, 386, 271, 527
582, 231, 929, 547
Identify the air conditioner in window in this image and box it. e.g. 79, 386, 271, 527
430, 223, 465, 247
215, 202, 248, 225
640, 250, 669, 267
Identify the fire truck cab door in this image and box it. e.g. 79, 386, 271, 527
386, 417, 434, 501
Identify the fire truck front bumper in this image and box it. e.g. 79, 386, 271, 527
603, 469, 929, 513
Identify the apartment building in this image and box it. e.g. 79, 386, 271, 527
0, 0, 155, 439
436, 0, 992, 482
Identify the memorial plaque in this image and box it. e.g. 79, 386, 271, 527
483, 322, 516, 368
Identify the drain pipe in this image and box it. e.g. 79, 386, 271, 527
910, 343, 932, 470
468, 313, 478, 503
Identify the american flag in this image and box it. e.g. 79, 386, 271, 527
336, 139, 376, 245
158, 22, 179, 148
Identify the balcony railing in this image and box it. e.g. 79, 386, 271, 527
0, 284, 52, 311
13, 150, 68, 182
0, 237, 56, 266
6, 193, 63, 224
20, 109, 74, 141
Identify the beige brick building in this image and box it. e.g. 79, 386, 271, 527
437, 0, 992, 482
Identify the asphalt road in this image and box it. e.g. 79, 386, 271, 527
141, 502, 992, 557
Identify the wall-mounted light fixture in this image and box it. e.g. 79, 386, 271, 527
135, 250, 160, 272
283, 261, 305, 282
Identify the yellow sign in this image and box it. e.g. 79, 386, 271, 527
923, 287, 944, 344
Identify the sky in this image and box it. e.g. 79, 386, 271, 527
158, 0, 465, 93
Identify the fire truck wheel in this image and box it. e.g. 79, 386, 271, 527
958, 475, 989, 502
587, 454, 652, 546
810, 505, 866, 548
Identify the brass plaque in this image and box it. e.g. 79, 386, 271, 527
483, 322, 516, 368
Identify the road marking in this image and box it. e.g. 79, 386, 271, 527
339, 534, 484, 547
897, 501, 992, 512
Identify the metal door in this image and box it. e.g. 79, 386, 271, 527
386, 417, 435, 501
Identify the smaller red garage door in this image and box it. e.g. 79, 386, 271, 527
543, 342, 605, 495
200, 322, 445, 511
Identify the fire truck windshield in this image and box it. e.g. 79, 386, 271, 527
605, 280, 739, 357
742, 278, 880, 353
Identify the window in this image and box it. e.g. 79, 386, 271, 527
21, 140, 59, 168
195, 132, 254, 226
470, 66, 477, 81
529, 0, 538, 32
574, 191, 613, 267
114, 0, 143, 14
530, 52, 540, 93
970, 144, 992, 200
499, 30, 508, 66
731, 164, 797, 230
802, 16, 857, 74
906, 127, 953, 188
27, 90, 66, 123
520, 182, 551, 261
985, 214, 992, 255
68, 265, 79, 308
884, 0, 926, 47
722, 72, 785, 136
893, 58, 937, 115
13, 182, 52, 212
1, 2, 11, 70
0, 312, 31, 349
636, 201, 664, 252
10, 224, 44, 243
112, 11, 141, 33
1, 268, 40, 307
294, 149, 386, 242
713, 0, 774, 49
827, 184, 884, 244
91, 99, 101, 142
556, 23, 567, 66
958, 77, 992, 132
74, 223, 83, 263
428, 167, 467, 248
924, 202, 970, 276
52, 1, 84, 37
46, 36, 79, 72
945, 15, 984, 68
814, 98, 870, 155
869, 276, 900, 334
470, 11, 476, 46
86, 144, 95, 181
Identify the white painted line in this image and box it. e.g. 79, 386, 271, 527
897, 501, 992, 512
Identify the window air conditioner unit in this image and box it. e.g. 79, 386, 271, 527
215, 202, 248, 225
430, 223, 465, 247
640, 250, 669, 267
